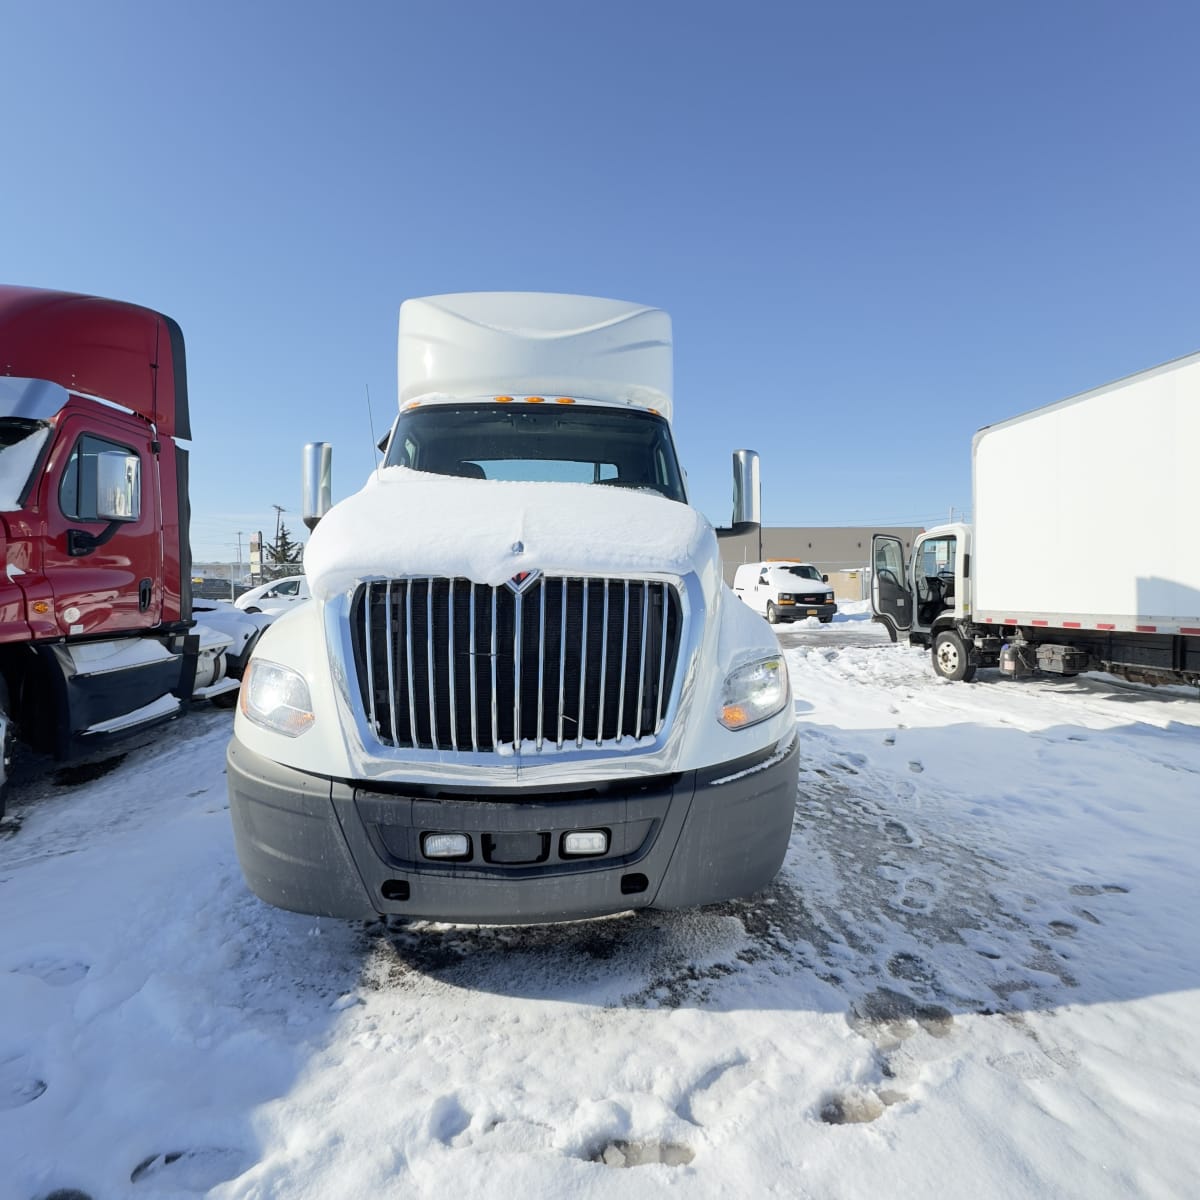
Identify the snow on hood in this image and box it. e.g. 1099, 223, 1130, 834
304, 467, 715, 598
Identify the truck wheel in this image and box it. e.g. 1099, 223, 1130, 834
819, 616, 833, 624
766, 602, 780, 625
933, 630, 976, 682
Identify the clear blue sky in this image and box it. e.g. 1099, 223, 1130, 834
5, 2, 1199, 563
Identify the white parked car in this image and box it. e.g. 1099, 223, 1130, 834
733, 560, 837, 625
234, 574, 310, 617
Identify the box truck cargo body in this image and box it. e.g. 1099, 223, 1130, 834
227, 293, 800, 925
871, 351, 1200, 686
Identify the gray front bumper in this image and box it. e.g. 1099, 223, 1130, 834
227, 734, 799, 925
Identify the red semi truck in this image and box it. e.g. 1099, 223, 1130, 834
0, 284, 267, 814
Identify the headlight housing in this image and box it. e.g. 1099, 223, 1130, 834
239, 658, 315, 737
719, 655, 789, 730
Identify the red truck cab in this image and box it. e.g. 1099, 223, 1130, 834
0, 285, 262, 810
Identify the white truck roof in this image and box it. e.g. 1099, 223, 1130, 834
396, 292, 674, 422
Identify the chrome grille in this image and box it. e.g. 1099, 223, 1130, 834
351, 576, 683, 752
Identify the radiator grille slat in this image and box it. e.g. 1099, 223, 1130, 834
352, 575, 683, 753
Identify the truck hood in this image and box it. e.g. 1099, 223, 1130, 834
304, 467, 717, 600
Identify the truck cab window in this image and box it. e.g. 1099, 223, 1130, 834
384, 403, 687, 502
60, 434, 142, 522
916, 535, 956, 624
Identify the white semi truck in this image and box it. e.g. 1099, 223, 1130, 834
227, 293, 800, 923
871, 350, 1200, 687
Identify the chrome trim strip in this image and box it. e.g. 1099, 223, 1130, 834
575, 581, 589, 749
447, 581, 458, 750
617, 580, 630, 742
490, 585, 499, 751
596, 580, 609, 746
364, 581, 377, 735
513, 589, 524, 752
469, 585, 479, 752
656, 581, 669, 732
426, 577, 438, 749
556, 581, 568, 749
536, 582, 546, 752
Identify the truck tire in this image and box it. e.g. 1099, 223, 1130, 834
766, 602, 780, 625
932, 630, 976, 682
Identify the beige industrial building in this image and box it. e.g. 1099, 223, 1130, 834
717, 526, 924, 600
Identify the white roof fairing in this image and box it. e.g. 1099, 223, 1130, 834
397, 292, 674, 422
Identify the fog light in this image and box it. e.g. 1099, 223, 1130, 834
423, 832, 470, 859
562, 830, 608, 857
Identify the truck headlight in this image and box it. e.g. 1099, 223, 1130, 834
240, 658, 315, 736
719, 656, 789, 730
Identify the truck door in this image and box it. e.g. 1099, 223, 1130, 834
871, 534, 912, 635
39, 408, 163, 636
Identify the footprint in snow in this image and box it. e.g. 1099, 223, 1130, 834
895, 876, 937, 913
591, 1139, 694, 1168
10, 957, 90, 987
427, 1093, 473, 1145
907, 760, 924, 773
0, 1051, 47, 1109
1069, 883, 1129, 896
130, 1147, 252, 1191
848, 987, 954, 1046
882, 819, 913, 846
818, 1086, 907, 1125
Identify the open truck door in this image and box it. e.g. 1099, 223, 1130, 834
871, 533, 913, 641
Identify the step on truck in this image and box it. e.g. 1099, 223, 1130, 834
228, 291, 800, 924
871, 349, 1200, 688
0, 285, 271, 815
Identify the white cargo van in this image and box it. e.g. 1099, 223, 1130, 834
733, 561, 837, 625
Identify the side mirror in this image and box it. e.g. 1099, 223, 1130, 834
822, 574, 829, 583
96, 450, 142, 521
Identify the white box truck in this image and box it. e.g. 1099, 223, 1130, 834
871, 351, 1200, 687
227, 293, 800, 923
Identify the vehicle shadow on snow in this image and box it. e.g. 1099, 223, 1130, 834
363, 713, 1200, 1032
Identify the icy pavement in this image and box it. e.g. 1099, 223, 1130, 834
2, 629, 1199, 1199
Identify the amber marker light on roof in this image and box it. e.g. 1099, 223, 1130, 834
555, 397, 574, 404
495, 395, 514, 403
526, 396, 545, 404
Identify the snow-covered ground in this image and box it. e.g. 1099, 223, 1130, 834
3, 602, 1199, 1199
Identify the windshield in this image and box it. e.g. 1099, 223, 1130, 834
0, 378, 68, 511
383, 403, 687, 502
0, 418, 51, 511
781, 564, 823, 582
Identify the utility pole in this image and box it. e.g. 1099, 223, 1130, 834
272, 505, 286, 546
